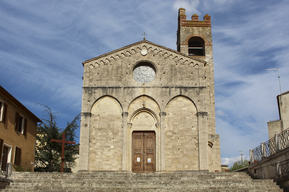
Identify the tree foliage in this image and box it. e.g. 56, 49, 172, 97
229, 158, 249, 172
34, 104, 80, 172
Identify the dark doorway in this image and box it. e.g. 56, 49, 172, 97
1, 146, 9, 171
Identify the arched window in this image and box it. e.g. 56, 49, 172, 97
188, 37, 205, 56
133, 61, 156, 83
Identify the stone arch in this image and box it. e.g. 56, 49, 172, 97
165, 96, 199, 171
165, 95, 198, 112
127, 95, 161, 172
132, 60, 158, 73
128, 95, 160, 119
184, 34, 211, 46
188, 36, 205, 56
90, 95, 123, 112
129, 108, 159, 126
89, 96, 122, 171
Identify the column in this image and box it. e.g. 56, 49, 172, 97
78, 112, 91, 172
249, 149, 254, 164
197, 112, 209, 171
261, 142, 266, 159
160, 112, 166, 172
122, 112, 128, 171
275, 134, 280, 152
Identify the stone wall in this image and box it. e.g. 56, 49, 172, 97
165, 96, 198, 171
248, 147, 289, 191
89, 96, 122, 171
268, 92, 289, 140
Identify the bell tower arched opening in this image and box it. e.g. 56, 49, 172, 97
188, 37, 205, 56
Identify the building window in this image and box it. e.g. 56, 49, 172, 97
14, 112, 27, 135
0, 101, 7, 122
188, 37, 205, 56
14, 147, 21, 166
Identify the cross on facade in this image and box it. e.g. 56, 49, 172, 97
51, 132, 75, 172
142, 32, 147, 40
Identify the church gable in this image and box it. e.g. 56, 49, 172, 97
82, 40, 207, 88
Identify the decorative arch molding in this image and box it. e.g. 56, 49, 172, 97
127, 94, 161, 113
165, 95, 199, 112
90, 95, 123, 113
129, 108, 160, 126
85, 43, 205, 69
183, 34, 211, 46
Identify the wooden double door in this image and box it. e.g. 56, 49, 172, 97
132, 131, 156, 173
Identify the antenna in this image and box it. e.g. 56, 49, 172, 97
239, 151, 244, 162
265, 68, 282, 105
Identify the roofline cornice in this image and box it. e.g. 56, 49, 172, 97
82, 39, 206, 66
0, 86, 42, 122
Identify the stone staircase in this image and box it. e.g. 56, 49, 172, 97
1, 171, 283, 192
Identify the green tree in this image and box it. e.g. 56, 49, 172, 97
34, 105, 80, 172
229, 158, 249, 172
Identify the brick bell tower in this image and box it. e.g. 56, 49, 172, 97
177, 8, 212, 60
177, 8, 220, 171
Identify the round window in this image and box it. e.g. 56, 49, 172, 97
133, 62, 156, 83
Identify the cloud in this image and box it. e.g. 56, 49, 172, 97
216, 110, 228, 117
173, 0, 200, 15
221, 156, 247, 167
1, 0, 289, 161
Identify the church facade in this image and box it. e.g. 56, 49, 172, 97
78, 8, 221, 173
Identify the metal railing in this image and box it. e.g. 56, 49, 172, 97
250, 128, 289, 163
277, 159, 289, 178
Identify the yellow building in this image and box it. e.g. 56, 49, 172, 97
0, 86, 41, 172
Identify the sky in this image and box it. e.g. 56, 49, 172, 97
0, 0, 289, 167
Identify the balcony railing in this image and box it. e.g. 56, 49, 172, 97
250, 127, 289, 163
277, 159, 289, 178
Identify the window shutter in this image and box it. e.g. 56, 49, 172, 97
19, 148, 22, 165
23, 118, 27, 136
14, 147, 21, 165
15, 112, 19, 130
0, 138, 3, 162
3, 103, 7, 123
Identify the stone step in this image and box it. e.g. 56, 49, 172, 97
6, 183, 282, 191
9, 178, 277, 185
8, 172, 252, 180
2, 172, 283, 192
9, 175, 253, 181
9, 171, 249, 176
2, 186, 283, 192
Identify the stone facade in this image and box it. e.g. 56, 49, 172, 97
79, 8, 221, 172
268, 91, 289, 139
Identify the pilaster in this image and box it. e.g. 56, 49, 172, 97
78, 112, 91, 172
122, 112, 128, 171
160, 112, 166, 171
197, 111, 209, 170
